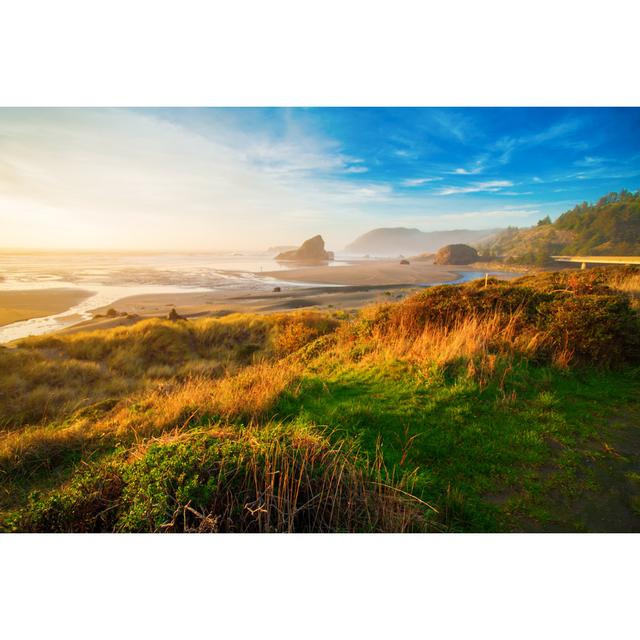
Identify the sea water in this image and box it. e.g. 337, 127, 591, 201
0, 251, 350, 342
0, 252, 516, 343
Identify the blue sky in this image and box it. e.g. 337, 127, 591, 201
1, 107, 639, 250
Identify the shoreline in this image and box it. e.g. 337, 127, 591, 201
260, 260, 460, 285
0, 261, 525, 342
0, 288, 93, 328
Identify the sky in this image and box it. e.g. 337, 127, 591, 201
1, 107, 639, 251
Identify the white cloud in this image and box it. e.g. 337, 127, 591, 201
436, 180, 513, 196
0, 109, 394, 250
344, 165, 369, 173
492, 118, 586, 166
402, 177, 443, 187
451, 167, 481, 175
574, 155, 606, 168
448, 154, 487, 176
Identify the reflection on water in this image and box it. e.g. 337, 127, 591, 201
0, 283, 213, 343
0, 251, 351, 290
0, 252, 352, 342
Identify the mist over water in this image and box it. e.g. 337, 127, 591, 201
0, 251, 346, 288
0, 251, 351, 342
0, 252, 517, 343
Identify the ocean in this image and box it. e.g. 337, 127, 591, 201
0, 252, 515, 343
0, 251, 349, 342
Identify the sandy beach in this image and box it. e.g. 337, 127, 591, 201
0, 288, 93, 327
60, 261, 463, 334
56, 261, 523, 336
0, 259, 524, 341
262, 260, 460, 285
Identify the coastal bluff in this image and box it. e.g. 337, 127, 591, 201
434, 244, 479, 265
275, 235, 334, 261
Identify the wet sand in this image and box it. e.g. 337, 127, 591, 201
1, 261, 524, 339
0, 288, 93, 327
57, 262, 523, 336
262, 260, 460, 285
58, 284, 416, 335
57, 261, 462, 335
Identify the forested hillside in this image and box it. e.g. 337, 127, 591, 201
480, 190, 640, 265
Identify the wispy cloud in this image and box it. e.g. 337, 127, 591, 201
344, 165, 369, 174
402, 177, 443, 187
451, 167, 481, 175
436, 180, 513, 196
449, 155, 486, 175
574, 155, 606, 168
0, 109, 394, 249
427, 110, 478, 144
492, 118, 586, 166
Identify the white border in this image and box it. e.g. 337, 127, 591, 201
1, 534, 638, 639
0, 1, 638, 636
0, 0, 639, 106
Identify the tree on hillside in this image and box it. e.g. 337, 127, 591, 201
485, 190, 640, 264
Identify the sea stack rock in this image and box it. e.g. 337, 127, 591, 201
275, 235, 334, 261
433, 244, 479, 265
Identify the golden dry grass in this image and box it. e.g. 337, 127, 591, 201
607, 271, 640, 297
0, 359, 302, 480
1, 310, 338, 428
0, 311, 337, 487
3, 267, 639, 531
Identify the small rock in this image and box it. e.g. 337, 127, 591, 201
273, 286, 282, 292
167, 308, 182, 321
400, 259, 410, 265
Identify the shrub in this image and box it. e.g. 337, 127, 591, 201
348, 275, 640, 367
13, 424, 433, 533
542, 294, 640, 364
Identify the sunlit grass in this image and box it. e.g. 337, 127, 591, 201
2, 266, 639, 532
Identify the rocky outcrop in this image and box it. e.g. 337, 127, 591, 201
276, 235, 334, 261
433, 244, 479, 265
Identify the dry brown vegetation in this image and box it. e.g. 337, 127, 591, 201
0, 311, 339, 428
2, 266, 639, 532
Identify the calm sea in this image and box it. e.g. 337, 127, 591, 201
0, 251, 349, 342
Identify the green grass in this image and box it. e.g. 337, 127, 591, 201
274, 359, 640, 531
2, 267, 639, 532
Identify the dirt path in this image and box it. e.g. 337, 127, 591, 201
521, 404, 640, 532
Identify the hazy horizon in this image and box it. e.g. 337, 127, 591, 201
2, 107, 639, 252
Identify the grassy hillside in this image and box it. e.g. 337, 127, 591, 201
480, 190, 640, 265
1, 266, 639, 532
